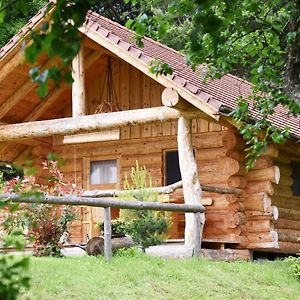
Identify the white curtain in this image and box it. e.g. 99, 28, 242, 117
90, 160, 117, 185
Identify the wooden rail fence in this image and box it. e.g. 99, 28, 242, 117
0, 193, 205, 261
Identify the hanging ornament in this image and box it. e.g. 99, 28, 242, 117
95, 56, 120, 114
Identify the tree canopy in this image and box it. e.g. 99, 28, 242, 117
0, 0, 299, 167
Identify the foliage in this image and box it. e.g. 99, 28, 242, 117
1, 160, 78, 257
286, 240, 300, 280
97, 219, 126, 237
124, 0, 300, 168
20, 257, 300, 299
0, 172, 30, 300
120, 162, 169, 251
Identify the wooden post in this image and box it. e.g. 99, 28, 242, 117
193, 212, 201, 257
72, 46, 86, 117
104, 207, 112, 261
177, 116, 205, 246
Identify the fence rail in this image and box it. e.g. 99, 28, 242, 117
0, 193, 205, 260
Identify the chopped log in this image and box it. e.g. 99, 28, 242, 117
0, 107, 204, 142
245, 219, 271, 233
277, 229, 300, 243
247, 166, 280, 184
72, 46, 86, 117
247, 242, 279, 249
197, 147, 227, 161
228, 175, 247, 188
244, 181, 274, 196
226, 150, 245, 162
247, 230, 278, 245
86, 235, 134, 256
241, 193, 271, 212
161, 87, 196, 111
222, 131, 245, 150
177, 116, 205, 246
198, 157, 241, 176
262, 144, 279, 158
277, 207, 300, 221
253, 156, 274, 170
245, 206, 279, 221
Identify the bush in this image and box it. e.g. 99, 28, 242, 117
1, 160, 78, 257
120, 162, 170, 251
0, 172, 30, 299
286, 241, 300, 280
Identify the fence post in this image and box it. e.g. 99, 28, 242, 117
193, 212, 201, 257
104, 207, 112, 261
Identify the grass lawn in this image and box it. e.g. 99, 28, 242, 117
19, 251, 300, 300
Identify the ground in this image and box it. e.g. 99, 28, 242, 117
19, 251, 300, 300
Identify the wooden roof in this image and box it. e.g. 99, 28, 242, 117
0, 7, 299, 140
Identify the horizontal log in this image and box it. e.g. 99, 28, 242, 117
83, 180, 242, 197
271, 195, 300, 210
226, 150, 245, 163
86, 236, 134, 256
0, 107, 204, 142
227, 175, 247, 188
197, 147, 227, 161
277, 229, 300, 243
245, 219, 271, 233
222, 131, 245, 150
245, 206, 279, 221
278, 242, 300, 254
240, 193, 271, 212
253, 156, 273, 170
273, 185, 293, 197
247, 242, 279, 249
274, 162, 292, 176
247, 230, 278, 244
0, 193, 205, 213
244, 180, 274, 196
262, 144, 279, 158
277, 207, 300, 221
275, 219, 300, 231
247, 166, 280, 184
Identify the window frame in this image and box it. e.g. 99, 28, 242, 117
291, 160, 300, 196
83, 155, 121, 190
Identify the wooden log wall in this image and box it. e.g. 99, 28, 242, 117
272, 147, 300, 253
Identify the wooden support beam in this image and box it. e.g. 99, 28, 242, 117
0, 58, 58, 120
82, 180, 242, 198
162, 87, 198, 111
0, 107, 204, 142
0, 51, 24, 84
72, 46, 86, 117
177, 116, 205, 247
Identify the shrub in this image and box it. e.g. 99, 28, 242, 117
2, 160, 78, 257
286, 240, 300, 280
120, 162, 170, 251
0, 171, 30, 300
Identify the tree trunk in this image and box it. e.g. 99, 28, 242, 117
177, 116, 205, 246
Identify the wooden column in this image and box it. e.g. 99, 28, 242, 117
104, 207, 112, 261
72, 46, 86, 117
177, 116, 205, 246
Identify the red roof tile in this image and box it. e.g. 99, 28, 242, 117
0, 8, 299, 140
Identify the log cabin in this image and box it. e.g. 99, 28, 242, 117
0, 6, 299, 255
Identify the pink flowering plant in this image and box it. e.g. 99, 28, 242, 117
2, 160, 80, 257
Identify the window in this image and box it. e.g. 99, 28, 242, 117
165, 150, 182, 185
90, 160, 117, 185
291, 161, 300, 196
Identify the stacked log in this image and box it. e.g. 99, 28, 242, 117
272, 150, 300, 253
237, 144, 280, 250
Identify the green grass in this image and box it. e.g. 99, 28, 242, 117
19, 252, 300, 300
